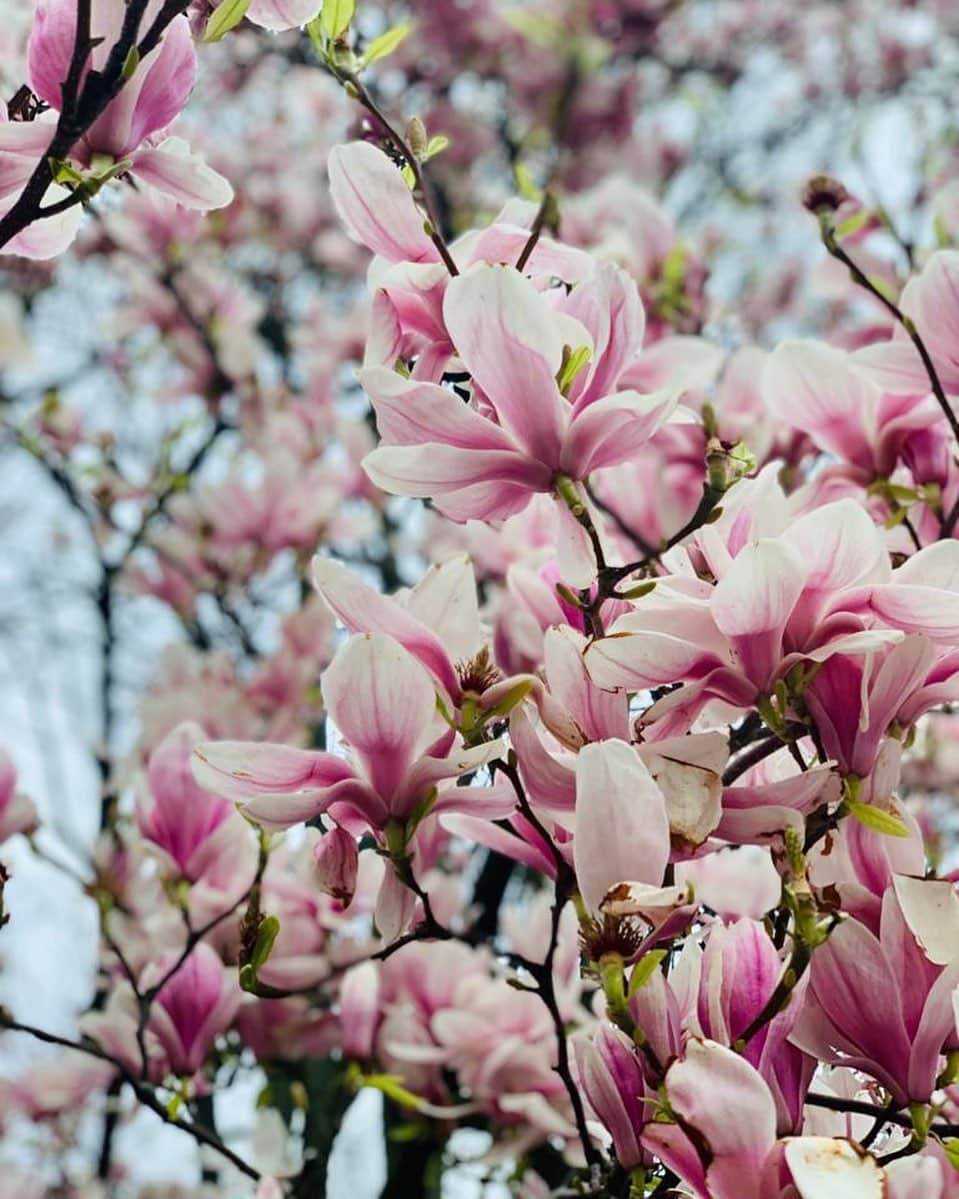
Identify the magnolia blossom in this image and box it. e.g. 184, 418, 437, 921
791, 883, 959, 1105
587, 498, 959, 751
82, 942, 239, 1079
360, 263, 678, 586
1, 0, 232, 259
644, 1039, 888, 1199
192, 632, 511, 833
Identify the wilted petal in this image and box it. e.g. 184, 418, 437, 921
783, 1137, 884, 1199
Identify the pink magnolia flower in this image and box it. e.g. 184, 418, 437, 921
790, 884, 959, 1105
0, 750, 38, 843
192, 633, 512, 833
136, 722, 236, 880
573, 1023, 651, 1169
313, 825, 359, 906
82, 942, 239, 1079
696, 918, 815, 1133
374, 941, 488, 1105
586, 498, 904, 734
429, 976, 576, 1139
360, 261, 679, 586
328, 142, 593, 380
764, 340, 944, 480
1, 0, 232, 258
855, 250, 959, 395
644, 1039, 885, 1199
141, 942, 241, 1076
804, 634, 959, 782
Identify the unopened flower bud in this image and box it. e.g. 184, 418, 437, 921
801, 175, 849, 217
405, 116, 428, 158
313, 826, 359, 906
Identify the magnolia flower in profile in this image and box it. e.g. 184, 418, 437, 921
136, 722, 236, 879
572, 1023, 651, 1169
791, 883, 959, 1106
1, 0, 232, 258
82, 941, 240, 1080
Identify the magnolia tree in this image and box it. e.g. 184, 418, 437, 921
4, 0, 959, 1196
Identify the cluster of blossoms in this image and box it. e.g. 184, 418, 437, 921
3, 1, 959, 1198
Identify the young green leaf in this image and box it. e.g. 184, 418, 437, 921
321, 0, 356, 40
203, 0, 251, 42
845, 799, 910, 837
423, 134, 449, 161
361, 23, 412, 67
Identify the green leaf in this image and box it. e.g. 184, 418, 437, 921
251, 914, 281, 970
423, 134, 449, 161
482, 678, 534, 721
627, 950, 668, 999
845, 799, 910, 838
360, 1072, 426, 1110
943, 1138, 959, 1170
361, 22, 411, 67
835, 208, 871, 239
48, 158, 84, 186
321, 0, 355, 40
514, 161, 541, 201
556, 344, 592, 396
661, 241, 687, 291
202, 0, 251, 42
305, 14, 326, 55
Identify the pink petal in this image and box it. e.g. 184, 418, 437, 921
362, 444, 549, 518
28, 0, 83, 109
247, 0, 323, 28
328, 142, 439, 264
322, 633, 439, 802
711, 540, 806, 690
562, 388, 679, 477
192, 739, 353, 801
892, 874, 959, 966
132, 139, 234, 211
443, 264, 568, 464
763, 341, 877, 472
359, 365, 520, 452
312, 556, 460, 699
573, 739, 669, 912
644, 1039, 777, 1199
